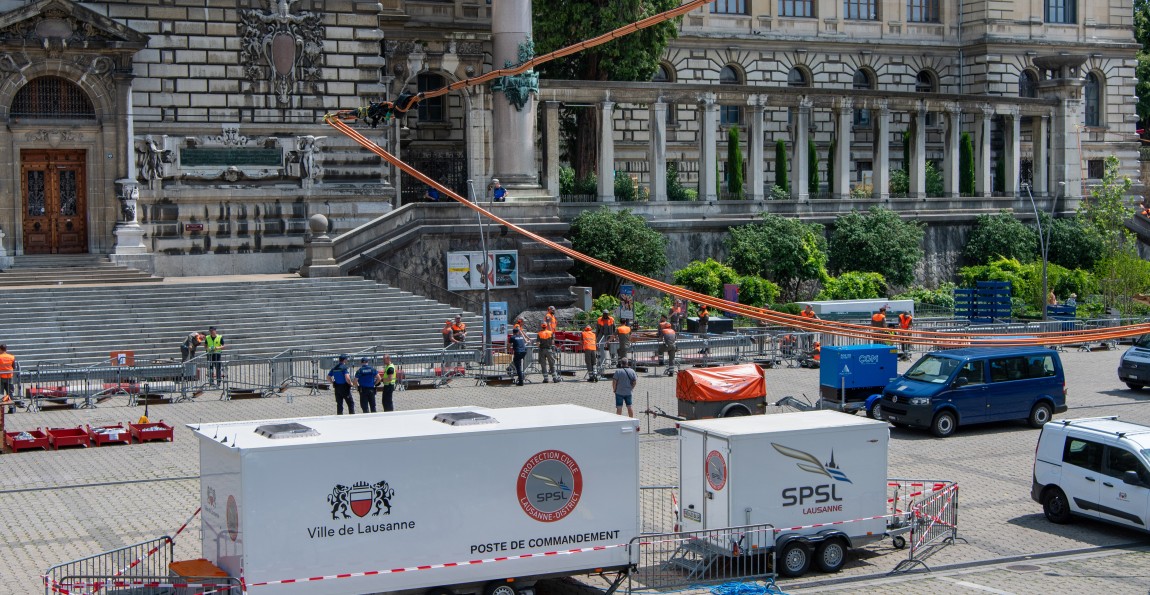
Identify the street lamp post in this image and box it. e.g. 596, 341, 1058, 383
1022, 180, 1064, 320
468, 180, 492, 365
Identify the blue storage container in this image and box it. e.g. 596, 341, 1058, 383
819, 344, 900, 404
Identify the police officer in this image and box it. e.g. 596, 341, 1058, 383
510, 328, 528, 386
380, 354, 398, 412
353, 357, 380, 413
328, 355, 355, 415
536, 322, 559, 383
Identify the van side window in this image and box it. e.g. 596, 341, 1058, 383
1027, 355, 1055, 378
955, 361, 985, 385
990, 357, 1027, 382
1063, 438, 1104, 472
1106, 447, 1150, 483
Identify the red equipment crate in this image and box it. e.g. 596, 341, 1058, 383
46, 426, 89, 450
87, 423, 131, 446
27, 386, 69, 398
4, 429, 49, 453
130, 421, 174, 443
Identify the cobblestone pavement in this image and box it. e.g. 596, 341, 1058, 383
3, 348, 1149, 594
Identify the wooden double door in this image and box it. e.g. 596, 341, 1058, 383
22, 149, 87, 254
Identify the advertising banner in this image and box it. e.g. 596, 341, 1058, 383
489, 301, 509, 342
618, 284, 635, 321
723, 283, 740, 317
446, 251, 519, 290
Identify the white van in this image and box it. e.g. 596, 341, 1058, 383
1031, 417, 1150, 532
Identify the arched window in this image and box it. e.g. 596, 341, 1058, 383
416, 72, 445, 122
853, 68, 873, 126
719, 65, 742, 125
788, 66, 809, 88
11, 76, 95, 119
915, 70, 937, 93
652, 63, 674, 83
1085, 72, 1102, 127
1019, 69, 1039, 98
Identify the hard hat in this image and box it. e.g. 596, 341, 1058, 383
584, 325, 592, 331
540, 322, 548, 329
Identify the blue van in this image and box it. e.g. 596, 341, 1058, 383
880, 347, 1067, 437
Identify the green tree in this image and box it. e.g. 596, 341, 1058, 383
727, 126, 744, 199
888, 168, 909, 196
774, 139, 788, 194
672, 258, 740, 298
816, 271, 888, 300
958, 257, 1099, 317
533, 0, 680, 181
963, 210, 1039, 265
666, 163, 693, 201
1046, 215, 1104, 271
614, 170, 636, 201
808, 138, 820, 196
737, 275, 781, 308
925, 161, 944, 198
829, 206, 925, 287
1079, 155, 1136, 308
901, 130, 911, 177
827, 138, 836, 194
726, 214, 830, 301
959, 132, 975, 196
569, 207, 668, 295
1136, 0, 1150, 128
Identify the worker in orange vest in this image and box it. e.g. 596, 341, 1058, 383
898, 311, 913, 355
800, 304, 818, 319
657, 315, 678, 374
0, 344, 17, 414
596, 309, 617, 366
812, 341, 821, 362
871, 306, 888, 328
537, 323, 559, 383
581, 326, 598, 382
616, 320, 632, 361
544, 306, 558, 333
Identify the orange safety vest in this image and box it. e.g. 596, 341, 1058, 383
871, 313, 886, 325
597, 316, 615, 329
812, 343, 821, 361
0, 352, 14, 379
538, 329, 553, 341
545, 312, 558, 332
581, 330, 597, 352
899, 314, 913, 330
452, 321, 467, 333
617, 324, 631, 336
800, 309, 816, 318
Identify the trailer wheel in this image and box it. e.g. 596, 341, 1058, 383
891, 535, 907, 550
814, 538, 848, 573
721, 404, 751, 417
777, 541, 811, 577
483, 583, 517, 595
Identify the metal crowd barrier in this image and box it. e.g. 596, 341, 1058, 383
889, 479, 962, 573
43, 535, 174, 595
51, 575, 241, 595
20, 359, 197, 412
627, 523, 777, 592
639, 485, 678, 535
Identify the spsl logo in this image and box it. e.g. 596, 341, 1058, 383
771, 443, 852, 508
517, 450, 583, 522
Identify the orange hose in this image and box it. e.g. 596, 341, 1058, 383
323, 117, 1150, 347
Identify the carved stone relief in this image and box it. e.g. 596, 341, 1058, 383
238, 0, 325, 104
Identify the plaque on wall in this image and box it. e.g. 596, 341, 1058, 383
180, 147, 282, 167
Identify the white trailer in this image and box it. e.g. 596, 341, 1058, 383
677, 411, 889, 577
191, 405, 640, 595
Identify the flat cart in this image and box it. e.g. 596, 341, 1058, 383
676, 364, 767, 419
87, 423, 131, 446
47, 426, 89, 450
130, 421, 175, 443
5, 429, 49, 452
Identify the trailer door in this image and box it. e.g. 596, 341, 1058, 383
703, 434, 731, 529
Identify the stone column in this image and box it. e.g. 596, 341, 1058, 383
748, 99, 767, 201
834, 98, 852, 199
1035, 54, 1087, 200
113, 72, 147, 257
699, 95, 719, 202
650, 101, 668, 201
909, 104, 927, 198
1004, 106, 1021, 197
543, 100, 561, 198
491, 0, 539, 187
597, 100, 616, 202
975, 104, 993, 197
300, 214, 340, 277
872, 101, 890, 200
791, 98, 811, 201
1033, 113, 1050, 196
942, 104, 961, 198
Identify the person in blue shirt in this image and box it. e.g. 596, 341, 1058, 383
424, 185, 440, 202
328, 355, 354, 415
510, 327, 528, 386
353, 357, 380, 413
491, 178, 507, 202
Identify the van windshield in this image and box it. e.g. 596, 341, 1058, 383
1136, 335, 1150, 349
904, 354, 959, 384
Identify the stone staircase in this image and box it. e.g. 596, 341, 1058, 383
0, 255, 160, 287
0, 276, 481, 366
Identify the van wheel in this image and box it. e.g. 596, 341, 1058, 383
930, 411, 957, 438
484, 583, 517, 595
1126, 382, 1144, 391
777, 541, 811, 577
1042, 487, 1073, 524
868, 401, 884, 421
1028, 403, 1053, 428
814, 538, 848, 573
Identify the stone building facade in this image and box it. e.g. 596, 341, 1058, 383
0, 0, 1138, 280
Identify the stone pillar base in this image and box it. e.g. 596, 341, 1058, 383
113, 224, 148, 255
109, 253, 155, 274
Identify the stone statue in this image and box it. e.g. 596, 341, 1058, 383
295, 135, 325, 183
136, 136, 171, 182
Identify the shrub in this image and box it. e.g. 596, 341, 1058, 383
614, 170, 637, 201
737, 275, 781, 308
816, 271, 888, 300
667, 163, 694, 201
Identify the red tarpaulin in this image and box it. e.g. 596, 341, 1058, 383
676, 364, 766, 402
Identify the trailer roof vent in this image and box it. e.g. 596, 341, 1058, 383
254, 422, 320, 439
434, 411, 497, 426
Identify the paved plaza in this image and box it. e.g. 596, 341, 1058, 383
3, 348, 1149, 594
